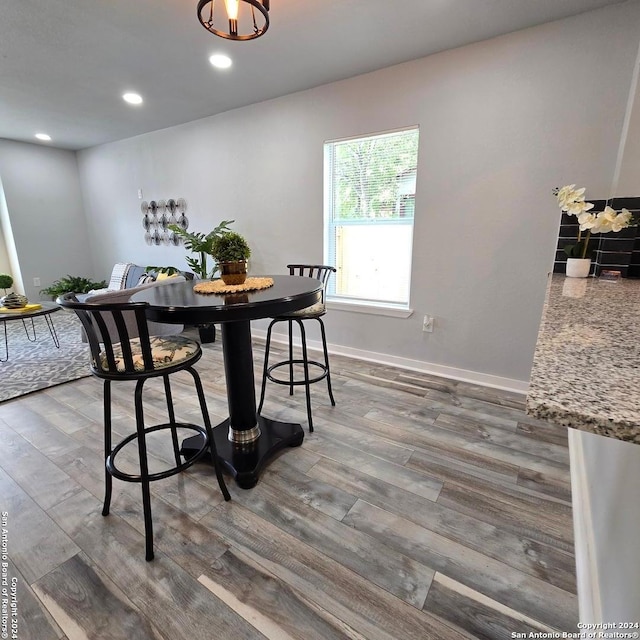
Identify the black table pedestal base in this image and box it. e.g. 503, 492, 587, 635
180, 415, 304, 489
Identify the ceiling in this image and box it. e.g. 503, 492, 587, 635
0, 0, 628, 150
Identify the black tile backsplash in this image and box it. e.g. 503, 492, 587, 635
598, 238, 635, 252
554, 197, 640, 278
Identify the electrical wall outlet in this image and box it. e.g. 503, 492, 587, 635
422, 315, 434, 332
33, 277, 41, 286
138, 189, 143, 199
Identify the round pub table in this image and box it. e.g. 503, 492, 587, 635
132, 275, 322, 488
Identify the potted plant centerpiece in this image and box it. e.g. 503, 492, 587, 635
211, 231, 252, 285
166, 220, 235, 343
168, 219, 234, 279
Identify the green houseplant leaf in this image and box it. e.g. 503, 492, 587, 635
145, 265, 180, 276
563, 239, 596, 260
0, 274, 13, 294
210, 231, 251, 263
40, 275, 108, 299
168, 220, 234, 279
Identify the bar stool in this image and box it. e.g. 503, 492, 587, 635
58, 293, 230, 561
257, 264, 336, 432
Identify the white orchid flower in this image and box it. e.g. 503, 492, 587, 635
556, 184, 594, 215
601, 206, 618, 222
611, 208, 633, 232
565, 200, 594, 215
591, 218, 612, 234
590, 206, 633, 233
556, 184, 635, 264
556, 184, 576, 203
620, 207, 633, 220
557, 184, 584, 205
577, 212, 597, 230
556, 184, 578, 210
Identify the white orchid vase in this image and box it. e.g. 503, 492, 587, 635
554, 184, 635, 259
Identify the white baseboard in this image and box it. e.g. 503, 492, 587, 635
251, 329, 529, 395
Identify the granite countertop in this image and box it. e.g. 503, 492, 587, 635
526, 273, 640, 444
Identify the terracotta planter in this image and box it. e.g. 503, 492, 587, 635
219, 260, 248, 285
565, 258, 591, 278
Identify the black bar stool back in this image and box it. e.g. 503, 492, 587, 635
257, 264, 336, 432
58, 293, 230, 561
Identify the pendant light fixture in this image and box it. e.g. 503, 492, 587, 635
197, 0, 270, 41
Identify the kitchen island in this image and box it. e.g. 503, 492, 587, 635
527, 273, 640, 623
527, 274, 640, 443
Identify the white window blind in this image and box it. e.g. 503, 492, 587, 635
324, 127, 419, 307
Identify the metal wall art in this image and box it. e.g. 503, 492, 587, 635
141, 198, 189, 246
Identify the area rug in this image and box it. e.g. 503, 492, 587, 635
0, 309, 91, 402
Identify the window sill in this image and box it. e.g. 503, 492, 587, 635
326, 299, 414, 318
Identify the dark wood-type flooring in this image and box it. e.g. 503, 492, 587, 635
0, 332, 577, 639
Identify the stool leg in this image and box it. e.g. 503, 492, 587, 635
288, 320, 294, 396
102, 380, 113, 517
134, 379, 154, 561
163, 375, 181, 466
188, 367, 231, 502
318, 318, 336, 406
296, 319, 314, 433
258, 320, 276, 415
0, 321, 8, 362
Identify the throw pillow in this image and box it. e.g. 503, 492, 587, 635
136, 273, 157, 286
108, 263, 134, 290
156, 271, 178, 281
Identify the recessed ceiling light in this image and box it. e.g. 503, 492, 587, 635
35, 133, 51, 141
122, 92, 143, 105
209, 54, 232, 69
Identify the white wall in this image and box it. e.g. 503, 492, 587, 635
615, 38, 640, 197
76, 2, 640, 387
0, 140, 94, 300
0, 221, 12, 276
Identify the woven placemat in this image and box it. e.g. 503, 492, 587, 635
193, 277, 274, 295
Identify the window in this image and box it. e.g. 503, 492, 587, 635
324, 127, 419, 309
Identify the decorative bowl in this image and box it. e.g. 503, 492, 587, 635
1, 293, 28, 309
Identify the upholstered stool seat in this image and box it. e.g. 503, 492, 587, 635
281, 301, 326, 318
58, 293, 230, 561
97, 335, 199, 373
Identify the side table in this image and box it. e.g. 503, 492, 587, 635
0, 302, 61, 362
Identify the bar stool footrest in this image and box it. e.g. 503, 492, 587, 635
266, 359, 329, 386
107, 422, 208, 483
